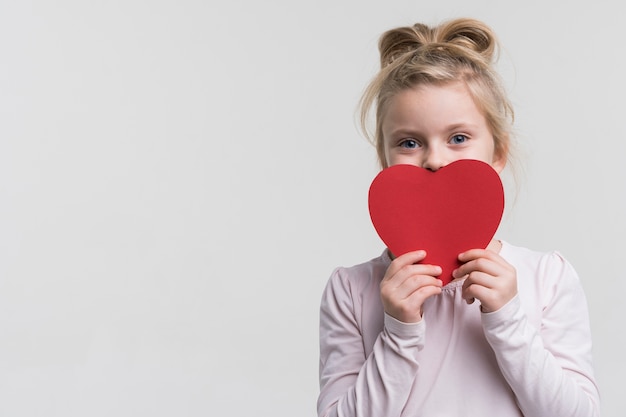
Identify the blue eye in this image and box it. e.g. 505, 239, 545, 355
400, 139, 419, 149
450, 134, 467, 145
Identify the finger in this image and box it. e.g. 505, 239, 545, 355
387, 264, 442, 287
453, 257, 502, 279
384, 282, 443, 323
400, 263, 443, 281
385, 257, 442, 287
458, 248, 506, 265
462, 270, 495, 291
385, 250, 428, 278
462, 282, 500, 312
388, 266, 442, 299
396, 274, 442, 299
462, 273, 492, 299
407, 283, 443, 304
403, 280, 444, 306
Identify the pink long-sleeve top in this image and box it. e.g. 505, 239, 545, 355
318, 241, 600, 417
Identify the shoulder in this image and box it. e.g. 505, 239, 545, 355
500, 241, 584, 309
330, 251, 391, 284
320, 251, 390, 324
325, 251, 390, 293
500, 241, 579, 281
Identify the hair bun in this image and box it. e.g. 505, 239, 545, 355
378, 18, 498, 68
378, 24, 431, 68
438, 18, 497, 62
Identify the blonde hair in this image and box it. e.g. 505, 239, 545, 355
360, 18, 514, 168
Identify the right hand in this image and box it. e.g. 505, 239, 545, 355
380, 250, 443, 323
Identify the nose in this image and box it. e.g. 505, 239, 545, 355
422, 147, 447, 172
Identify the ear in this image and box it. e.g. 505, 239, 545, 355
491, 137, 509, 174
492, 153, 506, 174
491, 146, 508, 174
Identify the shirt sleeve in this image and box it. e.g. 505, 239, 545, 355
481, 252, 601, 417
317, 267, 424, 417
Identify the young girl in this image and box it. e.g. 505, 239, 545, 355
318, 18, 600, 417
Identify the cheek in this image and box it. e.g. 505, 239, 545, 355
387, 153, 420, 168
385, 149, 406, 167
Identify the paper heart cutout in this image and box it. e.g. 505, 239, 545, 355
368, 159, 504, 285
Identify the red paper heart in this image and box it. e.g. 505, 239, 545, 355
368, 159, 504, 285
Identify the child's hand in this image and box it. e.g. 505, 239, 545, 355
380, 250, 443, 323
453, 249, 517, 313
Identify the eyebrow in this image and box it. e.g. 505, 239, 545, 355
386, 122, 479, 139
386, 128, 421, 138
446, 122, 479, 131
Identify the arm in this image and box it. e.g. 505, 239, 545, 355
318, 280, 422, 417
481, 253, 600, 416
317, 252, 441, 417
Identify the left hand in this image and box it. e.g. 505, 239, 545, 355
452, 248, 517, 313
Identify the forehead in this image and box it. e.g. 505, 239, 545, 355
382, 82, 487, 132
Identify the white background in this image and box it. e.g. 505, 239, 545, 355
0, 1, 623, 416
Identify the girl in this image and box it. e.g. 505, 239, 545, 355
317, 18, 600, 417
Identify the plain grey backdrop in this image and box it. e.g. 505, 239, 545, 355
1, 1, 623, 416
